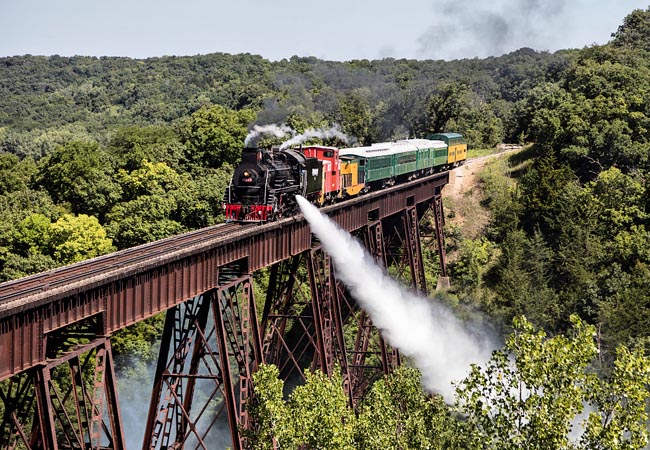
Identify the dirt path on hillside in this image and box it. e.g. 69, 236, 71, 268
443, 157, 490, 200
442, 149, 519, 239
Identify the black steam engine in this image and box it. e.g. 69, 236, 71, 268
223, 147, 323, 221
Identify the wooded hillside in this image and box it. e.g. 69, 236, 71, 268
2, 7, 650, 448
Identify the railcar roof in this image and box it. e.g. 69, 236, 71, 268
297, 145, 339, 150
397, 139, 447, 149
339, 139, 446, 158
429, 132, 464, 139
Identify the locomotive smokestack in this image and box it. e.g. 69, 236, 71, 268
241, 147, 261, 165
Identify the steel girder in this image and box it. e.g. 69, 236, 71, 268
260, 254, 322, 382
0, 338, 125, 450
257, 208, 441, 408
432, 194, 448, 278
142, 275, 262, 450
344, 220, 400, 404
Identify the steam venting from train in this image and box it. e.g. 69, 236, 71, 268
296, 195, 494, 401
244, 124, 295, 148
244, 123, 353, 151
279, 125, 352, 150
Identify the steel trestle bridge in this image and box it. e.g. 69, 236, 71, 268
0, 172, 448, 450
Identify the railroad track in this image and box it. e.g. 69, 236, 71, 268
0, 168, 454, 309
0, 222, 252, 305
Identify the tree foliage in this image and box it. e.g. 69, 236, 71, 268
456, 316, 650, 450
248, 365, 463, 449
178, 104, 255, 168
248, 317, 649, 449
611, 7, 650, 53
248, 365, 355, 449
47, 213, 114, 264
35, 140, 120, 218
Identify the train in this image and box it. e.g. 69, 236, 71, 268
223, 133, 467, 222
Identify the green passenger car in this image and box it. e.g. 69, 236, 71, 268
340, 144, 393, 184
408, 139, 448, 171
338, 137, 456, 187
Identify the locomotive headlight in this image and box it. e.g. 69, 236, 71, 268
241, 170, 255, 184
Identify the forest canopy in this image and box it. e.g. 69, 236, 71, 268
2, 6, 650, 448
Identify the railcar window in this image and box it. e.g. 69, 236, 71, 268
398, 154, 416, 163
371, 158, 391, 169
324, 151, 334, 157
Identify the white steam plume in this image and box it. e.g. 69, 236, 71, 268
296, 195, 495, 402
244, 124, 295, 147
279, 125, 352, 150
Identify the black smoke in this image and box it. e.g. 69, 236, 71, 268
418, 0, 572, 60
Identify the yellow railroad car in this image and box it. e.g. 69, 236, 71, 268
429, 133, 467, 166
339, 156, 365, 196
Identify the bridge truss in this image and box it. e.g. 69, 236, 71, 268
0, 173, 448, 449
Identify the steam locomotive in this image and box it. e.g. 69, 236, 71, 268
223, 133, 467, 222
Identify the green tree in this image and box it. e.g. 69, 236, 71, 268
456, 316, 650, 450
172, 166, 233, 228
178, 104, 255, 169
106, 195, 185, 249
48, 213, 114, 264
1, 211, 113, 280
0, 152, 36, 195
287, 370, 356, 449
597, 262, 650, 352
108, 125, 185, 171
336, 89, 374, 145
246, 364, 290, 450
11, 213, 52, 255
35, 141, 121, 219
518, 153, 577, 235
116, 160, 181, 201
611, 7, 650, 53
581, 345, 650, 450
0, 252, 57, 282
249, 365, 355, 449
249, 364, 467, 449
356, 366, 466, 449
425, 83, 470, 135
585, 167, 649, 268
449, 237, 493, 296
0, 189, 62, 281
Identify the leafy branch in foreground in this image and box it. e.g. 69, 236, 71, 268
456, 315, 650, 450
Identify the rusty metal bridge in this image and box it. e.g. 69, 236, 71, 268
0, 172, 448, 450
